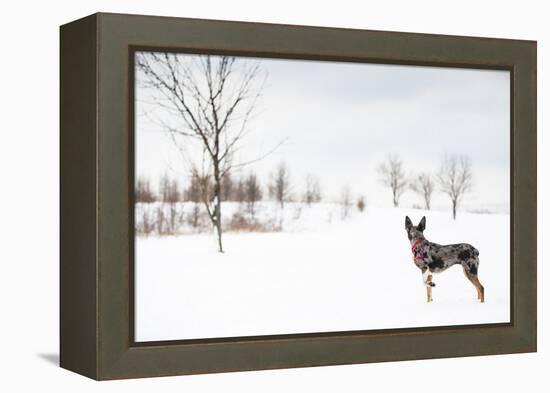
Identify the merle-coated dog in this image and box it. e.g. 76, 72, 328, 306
405, 216, 484, 303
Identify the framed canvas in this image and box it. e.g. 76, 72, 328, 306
60, 13, 537, 380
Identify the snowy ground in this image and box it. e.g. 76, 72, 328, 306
135, 204, 510, 342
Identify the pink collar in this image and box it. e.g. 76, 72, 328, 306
411, 239, 428, 261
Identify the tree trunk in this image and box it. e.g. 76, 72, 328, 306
213, 168, 223, 253
215, 217, 223, 252
215, 200, 223, 252
452, 200, 457, 220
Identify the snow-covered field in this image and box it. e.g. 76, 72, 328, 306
135, 204, 510, 342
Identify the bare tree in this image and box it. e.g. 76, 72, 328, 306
136, 53, 271, 252
136, 205, 155, 235
186, 173, 208, 229
185, 173, 207, 202
234, 177, 246, 204
221, 172, 234, 201
340, 185, 353, 219
437, 154, 473, 220
244, 172, 262, 217
157, 174, 184, 234
159, 173, 181, 203
357, 195, 366, 213
155, 204, 166, 234
136, 176, 156, 203
303, 174, 322, 205
377, 154, 407, 207
410, 173, 435, 210
269, 162, 292, 208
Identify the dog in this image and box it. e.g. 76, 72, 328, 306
405, 216, 484, 303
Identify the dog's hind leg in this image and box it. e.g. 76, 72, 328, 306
462, 266, 485, 303
461, 267, 474, 296
471, 275, 484, 303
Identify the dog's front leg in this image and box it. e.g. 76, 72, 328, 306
422, 269, 435, 287
422, 269, 435, 302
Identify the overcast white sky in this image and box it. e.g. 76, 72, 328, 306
136, 53, 510, 212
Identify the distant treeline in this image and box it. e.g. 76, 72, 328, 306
135, 162, 368, 236
136, 162, 322, 208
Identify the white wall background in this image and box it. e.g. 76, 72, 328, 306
0, 1, 545, 391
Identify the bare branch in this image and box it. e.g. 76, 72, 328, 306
410, 172, 434, 210
377, 154, 407, 207
437, 154, 473, 219
269, 162, 292, 208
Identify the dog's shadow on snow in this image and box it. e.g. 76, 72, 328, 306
38, 353, 59, 366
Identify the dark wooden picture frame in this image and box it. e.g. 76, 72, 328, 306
60, 12, 536, 380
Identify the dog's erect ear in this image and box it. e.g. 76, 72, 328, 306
418, 216, 426, 232
405, 216, 413, 230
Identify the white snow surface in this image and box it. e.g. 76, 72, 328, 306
135, 204, 510, 342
